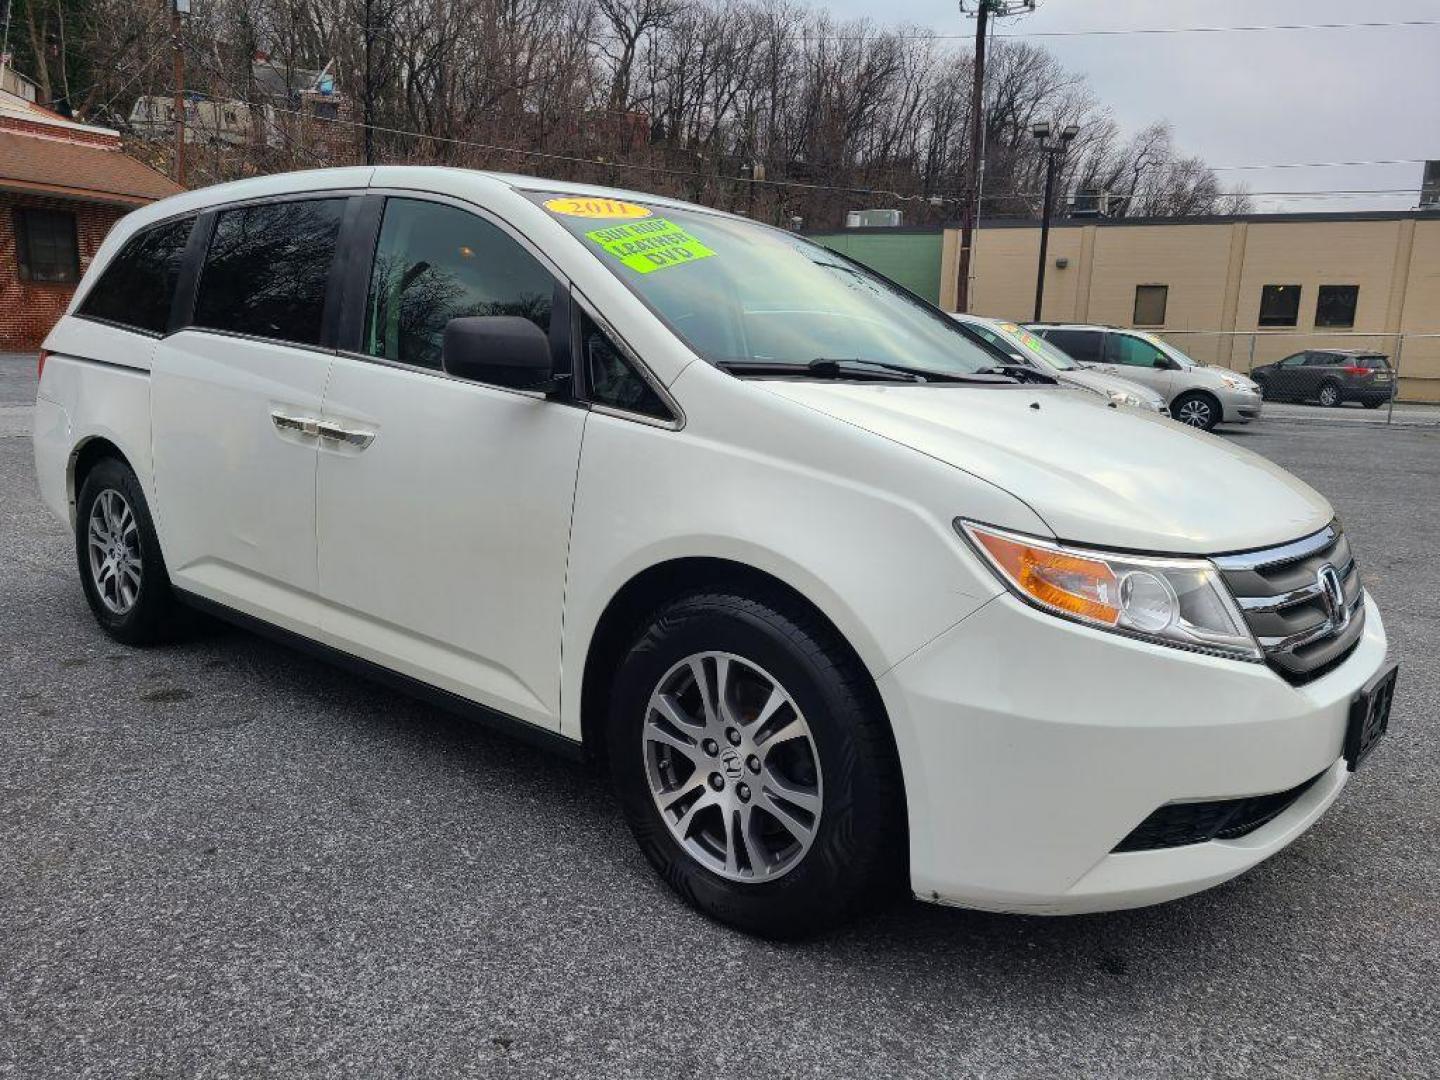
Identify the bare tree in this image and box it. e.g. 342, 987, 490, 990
32, 0, 1248, 220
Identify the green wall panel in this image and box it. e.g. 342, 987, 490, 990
808, 231, 944, 305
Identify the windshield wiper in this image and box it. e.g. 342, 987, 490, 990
717, 358, 1016, 385
975, 362, 1059, 386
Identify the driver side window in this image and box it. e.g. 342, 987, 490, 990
363, 198, 555, 371
1106, 334, 1166, 368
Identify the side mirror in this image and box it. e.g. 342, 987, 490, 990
442, 316, 555, 391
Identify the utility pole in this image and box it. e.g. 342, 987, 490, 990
1030, 120, 1078, 321
171, 0, 189, 186
362, 0, 375, 164
956, 1, 1035, 313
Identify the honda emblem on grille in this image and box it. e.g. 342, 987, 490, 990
1317, 563, 1348, 631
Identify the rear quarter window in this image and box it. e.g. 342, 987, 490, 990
79, 216, 195, 335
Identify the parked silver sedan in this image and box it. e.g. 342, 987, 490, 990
951, 314, 1168, 414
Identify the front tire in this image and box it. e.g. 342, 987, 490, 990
608, 591, 906, 938
1172, 391, 1221, 431
75, 458, 181, 645
1317, 381, 1342, 408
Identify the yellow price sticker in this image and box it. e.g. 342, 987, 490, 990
544, 197, 652, 220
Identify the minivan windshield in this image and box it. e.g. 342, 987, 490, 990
533, 194, 1002, 379
1140, 332, 1198, 369
980, 320, 1078, 371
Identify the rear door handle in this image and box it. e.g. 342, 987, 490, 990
316, 420, 376, 450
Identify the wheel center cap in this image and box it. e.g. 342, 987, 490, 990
719, 748, 744, 780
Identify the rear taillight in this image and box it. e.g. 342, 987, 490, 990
37, 349, 50, 382
1343, 365, 1371, 376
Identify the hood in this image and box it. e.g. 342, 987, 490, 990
760, 381, 1331, 554
1197, 363, 1259, 390
1057, 368, 1165, 409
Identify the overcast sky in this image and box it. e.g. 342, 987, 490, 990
821, 0, 1440, 212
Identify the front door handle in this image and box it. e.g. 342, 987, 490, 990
271, 411, 319, 437
316, 420, 376, 450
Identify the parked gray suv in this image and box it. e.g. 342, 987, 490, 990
1250, 350, 1396, 409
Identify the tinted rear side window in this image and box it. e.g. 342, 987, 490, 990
1042, 329, 1102, 364
79, 216, 194, 334
194, 199, 345, 347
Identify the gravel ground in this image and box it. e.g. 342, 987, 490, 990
2, 353, 1438, 1078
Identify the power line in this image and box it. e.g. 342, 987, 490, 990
993, 19, 1440, 38
811, 18, 1440, 41
1209, 158, 1430, 173
151, 92, 1430, 210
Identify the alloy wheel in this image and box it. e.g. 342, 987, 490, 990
1177, 398, 1213, 427
87, 489, 142, 615
642, 651, 823, 882
1319, 384, 1340, 407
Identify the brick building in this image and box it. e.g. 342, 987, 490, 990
1, 83, 183, 351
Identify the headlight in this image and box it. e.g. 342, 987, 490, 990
1219, 374, 1253, 391
956, 521, 1262, 661
1105, 389, 1144, 408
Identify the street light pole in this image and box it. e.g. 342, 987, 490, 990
1034, 150, 1056, 322
1030, 120, 1077, 322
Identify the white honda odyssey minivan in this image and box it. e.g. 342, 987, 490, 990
34, 167, 1396, 937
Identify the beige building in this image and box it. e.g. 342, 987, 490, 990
935, 210, 1440, 402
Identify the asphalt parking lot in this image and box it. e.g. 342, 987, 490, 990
3, 353, 1438, 1078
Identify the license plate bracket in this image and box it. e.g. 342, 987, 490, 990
1344, 663, 1397, 771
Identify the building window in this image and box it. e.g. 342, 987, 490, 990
1133, 285, 1168, 327
13, 208, 80, 283
1315, 285, 1359, 328
1258, 284, 1301, 327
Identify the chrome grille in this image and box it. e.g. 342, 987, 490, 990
1213, 522, 1365, 684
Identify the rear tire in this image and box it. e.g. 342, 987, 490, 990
608, 591, 906, 938
1362, 399, 1384, 410
75, 458, 182, 645
1317, 381, 1342, 408
1172, 391, 1221, 431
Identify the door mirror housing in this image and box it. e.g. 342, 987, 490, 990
1155, 353, 1181, 371
442, 316, 556, 391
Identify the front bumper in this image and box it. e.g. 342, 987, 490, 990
1219, 385, 1264, 423
879, 591, 1388, 915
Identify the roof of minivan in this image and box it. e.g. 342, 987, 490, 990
123, 165, 749, 234
1025, 323, 1122, 330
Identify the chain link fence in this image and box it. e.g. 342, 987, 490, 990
1150, 330, 1440, 427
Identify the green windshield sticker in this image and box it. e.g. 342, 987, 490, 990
585, 218, 716, 274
